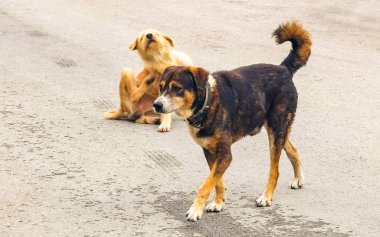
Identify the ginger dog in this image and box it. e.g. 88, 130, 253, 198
104, 30, 193, 132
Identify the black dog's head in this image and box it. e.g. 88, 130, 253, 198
153, 66, 209, 119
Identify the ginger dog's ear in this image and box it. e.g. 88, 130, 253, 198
129, 37, 139, 50
163, 34, 175, 47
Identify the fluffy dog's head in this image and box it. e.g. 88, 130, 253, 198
129, 29, 174, 61
153, 66, 210, 118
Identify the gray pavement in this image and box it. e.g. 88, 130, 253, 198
0, 0, 379, 236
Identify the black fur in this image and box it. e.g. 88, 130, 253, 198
200, 63, 297, 146
157, 22, 311, 214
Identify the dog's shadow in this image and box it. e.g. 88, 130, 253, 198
153, 191, 349, 237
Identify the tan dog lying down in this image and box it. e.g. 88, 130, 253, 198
104, 30, 193, 132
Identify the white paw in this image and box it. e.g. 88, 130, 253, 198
291, 177, 304, 189
186, 203, 204, 222
157, 122, 170, 132
206, 201, 224, 212
256, 194, 272, 207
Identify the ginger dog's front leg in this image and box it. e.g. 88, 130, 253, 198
157, 113, 172, 132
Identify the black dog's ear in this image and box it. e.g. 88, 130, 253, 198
160, 66, 177, 87
162, 66, 176, 80
187, 66, 209, 94
129, 37, 139, 50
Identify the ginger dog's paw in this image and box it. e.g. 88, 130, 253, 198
256, 194, 272, 207
206, 201, 224, 212
291, 177, 304, 189
186, 203, 204, 222
158, 113, 171, 132
104, 109, 124, 120
157, 121, 171, 132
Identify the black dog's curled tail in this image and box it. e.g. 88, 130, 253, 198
273, 22, 312, 74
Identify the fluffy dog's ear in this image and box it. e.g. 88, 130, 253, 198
129, 37, 138, 50
163, 34, 175, 47
188, 66, 209, 98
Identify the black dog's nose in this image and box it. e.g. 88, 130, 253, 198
153, 102, 163, 112
146, 33, 153, 40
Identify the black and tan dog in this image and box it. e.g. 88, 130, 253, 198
153, 22, 311, 221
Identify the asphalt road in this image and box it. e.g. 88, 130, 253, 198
1, 1, 379, 236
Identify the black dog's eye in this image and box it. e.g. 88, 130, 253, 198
159, 84, 164, 92
171, 85, 184, 96
171, 85, 182, 93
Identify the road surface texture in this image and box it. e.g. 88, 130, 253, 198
1, 0, 379, 236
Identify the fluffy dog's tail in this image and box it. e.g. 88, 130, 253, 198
273, 22, 312, 74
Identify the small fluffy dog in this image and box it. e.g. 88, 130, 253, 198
104, 30, 193, 132
153, 22, 311, 221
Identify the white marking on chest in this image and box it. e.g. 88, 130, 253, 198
185, 75, 217, 149
208, 75, 217, 91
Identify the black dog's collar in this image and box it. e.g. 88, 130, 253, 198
187, 83, 212, 128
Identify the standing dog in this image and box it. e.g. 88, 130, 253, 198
104, 30, 193, 132
154, 22, 311, 221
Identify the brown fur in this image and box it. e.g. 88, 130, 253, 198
155, 22, 311, 221
104, 30, 192, 132
273, 22, 312, 74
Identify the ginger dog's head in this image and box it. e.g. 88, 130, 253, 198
129, 30, 175, 62
153, 66, 210, 119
